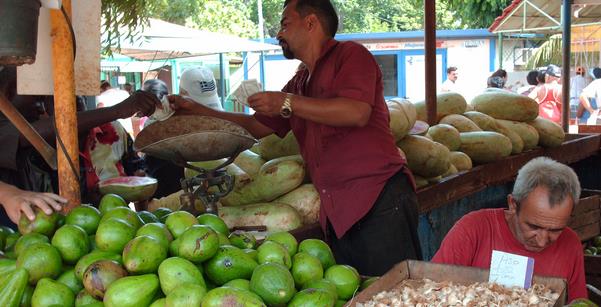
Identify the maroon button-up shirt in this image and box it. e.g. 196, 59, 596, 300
255, 39, 410, 238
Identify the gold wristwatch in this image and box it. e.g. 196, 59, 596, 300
280, 93, 293, 118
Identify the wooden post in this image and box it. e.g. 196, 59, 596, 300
425, 0, 437, 125
561, 0, 571, 132
50, 0, 81, 212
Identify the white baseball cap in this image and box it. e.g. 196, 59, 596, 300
179, 67, 223, 110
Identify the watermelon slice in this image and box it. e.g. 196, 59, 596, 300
98, 176, 158, 202
409, 120, 430, 136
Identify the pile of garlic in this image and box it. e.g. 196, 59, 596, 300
358, 278, 560, 307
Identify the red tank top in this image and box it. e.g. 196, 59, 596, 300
538, 84, 562, 123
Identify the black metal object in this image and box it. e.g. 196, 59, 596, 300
0, 0, 41, 65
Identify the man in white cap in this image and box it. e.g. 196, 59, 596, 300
179, 67, 224, 111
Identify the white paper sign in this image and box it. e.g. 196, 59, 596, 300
489, 250, 534, 289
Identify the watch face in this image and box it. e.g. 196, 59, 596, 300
281, 108, 292, 118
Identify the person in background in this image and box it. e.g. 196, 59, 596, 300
441, 66, 459, 92
166, 0, 421, 276
100, 80, 111, 94
570, 66, 588, 122
519, 70, 540, 96
0, 181, 66, 224
0, 66, 157, 216
433, 157, 587, 302
491, 69, 507, 82
42, 97, 145, 203
578, 67, 601, 124
124, 83, 134, 96
486, 76, 506, 89
179, 67, 224, 111
140, 79, 185, 198
534, 65, 562, 124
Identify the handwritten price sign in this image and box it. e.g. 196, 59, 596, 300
489, 250, 534, 289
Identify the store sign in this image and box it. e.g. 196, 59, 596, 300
464, 40, 485, 48
364, 41, 444, 51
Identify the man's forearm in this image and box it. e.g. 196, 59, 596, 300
291, 95, 372, 127
20, 105, 124, 147
580, 96, 595, 113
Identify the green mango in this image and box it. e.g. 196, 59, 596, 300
31, 278, 75, 307
165, 283, 206, 307
204, 245, 258, 286
201, 287, 265, 307
74, 251, 122, 281
0, 268, 28, 307
158, 257, 205, 295
57, 268, 83, 294
123, 235, 167, 274
103, 274, 159, 307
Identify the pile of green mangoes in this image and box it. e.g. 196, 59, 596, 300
0, 193, 378, 307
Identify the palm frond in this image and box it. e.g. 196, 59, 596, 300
527, 34, 563, 69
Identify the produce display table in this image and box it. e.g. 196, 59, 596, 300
291, 134, 601, 259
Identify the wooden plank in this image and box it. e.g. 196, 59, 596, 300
570, 209, 601, 229
579, 125, 601, 134
575, 222, 601, 242
417, 134, 601, 213
573, 195, 600, 216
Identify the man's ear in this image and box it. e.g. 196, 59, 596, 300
306, 14, 319, 31
507, 194, 517, 213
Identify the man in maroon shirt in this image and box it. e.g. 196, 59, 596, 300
432, 157, 587, 301
169, 0, 421, 275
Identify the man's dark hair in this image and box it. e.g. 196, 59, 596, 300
446, 66, 457, 74
536, 70, 546, 84
283, 0, 339, 37
491, 69, 507, 79
487, 76, 505, 88
526, 70, 539, 86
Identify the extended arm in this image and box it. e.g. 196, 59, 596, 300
18, 91, 159, 148
247, 92, 372, 127
169, 95, 274, 139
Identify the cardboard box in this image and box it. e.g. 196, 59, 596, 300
570, 190, 601, 241
346, 260, 567, 307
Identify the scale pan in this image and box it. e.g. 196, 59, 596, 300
134, 115, 257, 162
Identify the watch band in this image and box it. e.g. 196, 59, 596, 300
280, 93, 293, 118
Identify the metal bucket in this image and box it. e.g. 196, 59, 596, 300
0, 0, 41, 65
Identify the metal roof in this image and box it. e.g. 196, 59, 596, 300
489, 0, 601, 33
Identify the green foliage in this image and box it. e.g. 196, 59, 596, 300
249, 0, 460, 37
445, 0, 512, 29
100, 0, 512, 55
101, 0, 154, 55
526, 34, 563, 69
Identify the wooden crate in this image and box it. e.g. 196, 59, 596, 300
570, 190, 601, 241
347, 260, 567, 307
585, 255, 601, 292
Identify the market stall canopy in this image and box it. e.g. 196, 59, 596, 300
100, 58, 167, 73
489, 0, 601, 33
106, 19, 280, 61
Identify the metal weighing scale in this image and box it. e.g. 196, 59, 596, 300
134, 115, 257, 215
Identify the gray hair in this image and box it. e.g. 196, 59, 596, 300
512, 157, 580, 207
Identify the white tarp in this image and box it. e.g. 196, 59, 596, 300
110, 19, 280, 61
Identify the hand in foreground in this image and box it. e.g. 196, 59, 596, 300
0, 184, 67, 223
247, 91, 287, 117
168, 95, 211, 116
117, 90, 162, 118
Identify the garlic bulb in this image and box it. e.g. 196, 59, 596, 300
360, 279, 559, 307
